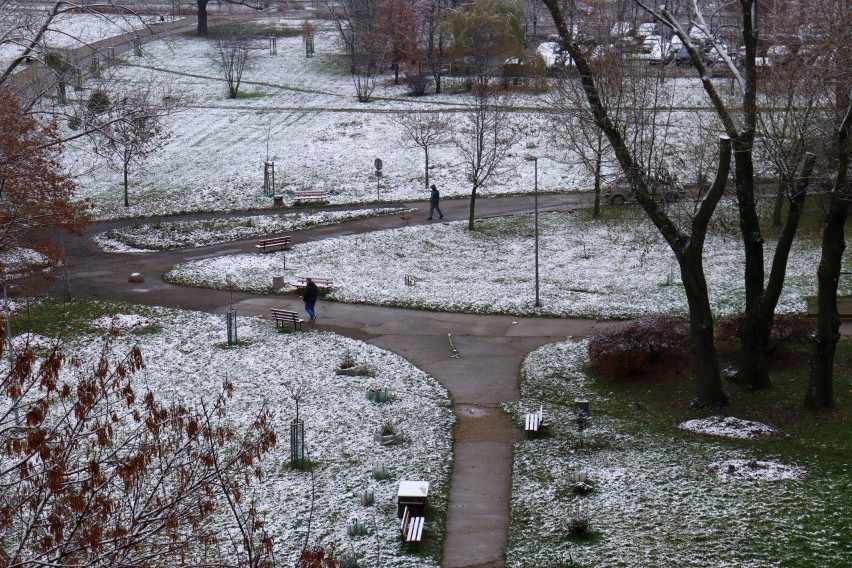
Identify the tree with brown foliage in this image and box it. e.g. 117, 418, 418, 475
0, 328, 277, 566
376, 0, 418, 85
0, 88, 89, 280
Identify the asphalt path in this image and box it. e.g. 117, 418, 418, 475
46, 193, 602, 568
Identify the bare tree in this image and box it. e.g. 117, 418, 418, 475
454, 87, 521, 230
397, 109, 450, 189
806, 0, 852, 408
549, 72, 618, 219
0, 332, 277, 566
321, 0, 386, 101
86, 87, 174, 207
213, 26, 255, 99
542, 0, 732, 407
808, 101, 852, 408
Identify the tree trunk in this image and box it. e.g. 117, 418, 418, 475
733, 139, 772, 390
424, 147, 430, 189
593, 135, 602, 218
468, 182, 478, 231
681, 254, 728, 408
739, 155, 813, 391
771, 181, 784, 226
807, 101, 851, 407
123, 160, 130, 207
197, 0, 209, 37
807, 199, 846, 407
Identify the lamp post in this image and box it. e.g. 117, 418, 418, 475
525, 155, 541, 307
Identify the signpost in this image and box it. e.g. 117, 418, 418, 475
374, 158, 383, 201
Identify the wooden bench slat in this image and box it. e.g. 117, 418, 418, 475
292, 276, 334, 290
524, 405, 544, 433
255, 236, 291, 253
270, 308, 304, 331
400, 506, 424, 543
407, 516, 424, 541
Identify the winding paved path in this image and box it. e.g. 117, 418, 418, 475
47, 194, 600, 568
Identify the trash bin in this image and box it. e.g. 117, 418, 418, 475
272, 275, 285, 288
397, 479, 429, 518
273, 195, 284, 206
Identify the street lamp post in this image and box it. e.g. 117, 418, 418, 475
526, 155, 541, 307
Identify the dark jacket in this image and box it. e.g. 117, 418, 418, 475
430, 187, 440, 205
303, 281, 319, 304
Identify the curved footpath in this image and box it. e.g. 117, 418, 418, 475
46, 194, 601, 568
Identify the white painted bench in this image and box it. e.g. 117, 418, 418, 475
294, 190, 329, 203
524, 405, 545, 436
400, 506, 424, 543
291, 276, 334, 291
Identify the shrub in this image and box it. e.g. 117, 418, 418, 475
588, 315, 689, 378
405, 69, 432, 96
714, 313, 816, 344
44, 50, 68, 71
87, 90, 110, 114
567, 505, 591, 538
338, 349, 356, 369
714, 313, 742, 342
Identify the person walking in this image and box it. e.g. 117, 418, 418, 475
427, 184, 443, 220
303, 278, 319, 323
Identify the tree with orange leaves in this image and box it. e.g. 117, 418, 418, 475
0, 88, 89, 283
376, 0, 418, 85
0, 329, 278, 567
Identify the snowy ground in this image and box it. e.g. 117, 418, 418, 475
502, 340, 849, 567
96, 206, 413, 251
64, 307, 453, 567
0, 11, 160, 71
55, 21, 721, 220
164, 207, 847, 319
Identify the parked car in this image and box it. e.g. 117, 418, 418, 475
536, 41, 573, 69
665, 42, 720, 66
603, 175, 684, 205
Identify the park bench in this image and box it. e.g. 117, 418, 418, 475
524, 405, 545, 436
291, 276, 334, 292
255, 236, 291, 253
270, 308, 304, 331
293, 190, 329, 203
400, 506, 424, 544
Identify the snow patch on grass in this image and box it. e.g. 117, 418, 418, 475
165, 208, 843, 319
91, 313, 154, 330
96, 207, 413, 251
503, 339, 848, 567
706, 459, 806, 481
12, 333, 57, 351
65, 307, 452, 566
679, 416, 778, 439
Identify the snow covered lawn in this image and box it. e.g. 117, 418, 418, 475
164, 208, 846, 319
96, 207, 413, 251
502, 340, 849, 567
58, 22, 715, 220
65, 306, 453, 566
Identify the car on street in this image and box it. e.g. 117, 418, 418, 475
604, 175, 685, 205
